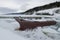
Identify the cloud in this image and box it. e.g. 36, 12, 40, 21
0, 0, 60, 13
27, 0, 59, 9
17, 0, 60, 12
0, 7, 17, 14
0, 0, 20, 10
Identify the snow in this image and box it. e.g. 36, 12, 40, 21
0, 27, 29, 40
0, 19, 52, 40
42, 27, 58, 33
41, 27, 60, 40
0, 19, 19, 31
0, 18, 60, 40
14, 27, 53, 40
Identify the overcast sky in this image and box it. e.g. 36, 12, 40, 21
0, 0, 60, 14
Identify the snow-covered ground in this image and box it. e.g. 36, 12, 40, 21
0, 19, 60, 40
0, 27, 30, 40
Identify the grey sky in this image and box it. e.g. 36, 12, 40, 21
0, 7, 16, 13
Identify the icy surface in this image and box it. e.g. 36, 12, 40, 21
0, 19, 60, 40
15, 27, 53, 40
0, 27, 29, 40
41, 27, 60, 40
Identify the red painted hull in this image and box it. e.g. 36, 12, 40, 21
14, 17, 56, 31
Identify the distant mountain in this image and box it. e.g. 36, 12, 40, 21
24, 1, 60, 15
6, 1, 60, 15
5, 12, 24, 15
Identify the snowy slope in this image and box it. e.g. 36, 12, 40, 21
0, 19, 60, 40
0, 27, 29, 40
41, 27, 60, 40
0, 19, 19, 31
14, 27, 53, 40
0, 19, 53, 40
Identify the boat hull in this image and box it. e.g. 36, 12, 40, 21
14, 17, 56, 31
